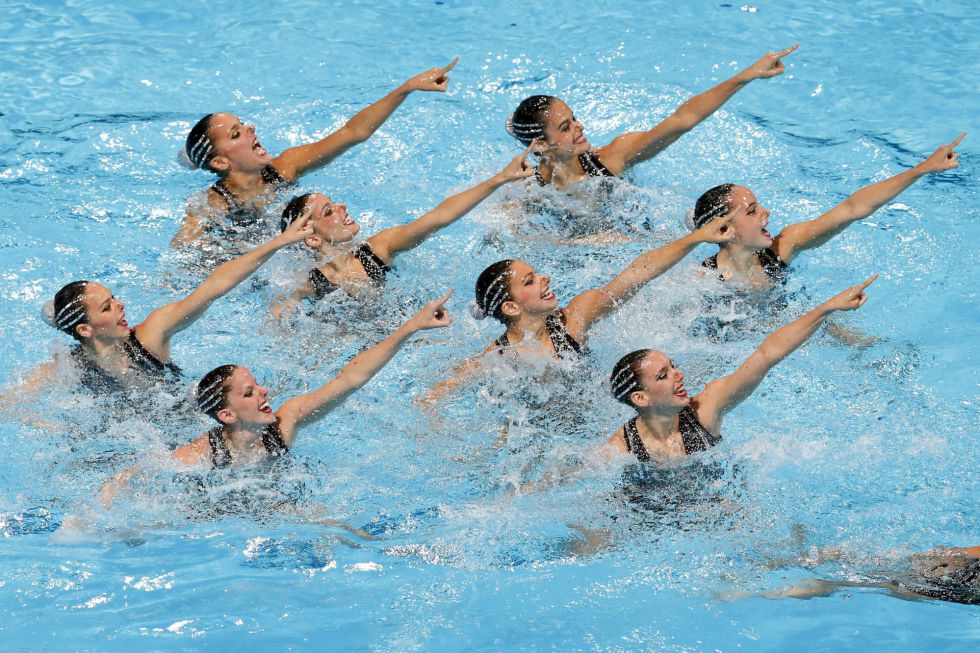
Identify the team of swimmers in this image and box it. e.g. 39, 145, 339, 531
16, 50, 975, 603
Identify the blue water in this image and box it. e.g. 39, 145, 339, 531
1, 0, 977, 650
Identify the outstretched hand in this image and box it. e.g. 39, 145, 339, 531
824, 274, 877, 312
744, 44, 798, 80
694, 215, 736, 244
918, 132, 966, 174
280, 214, 314, 244
410, 289, 454, 330
497, 142, 538, 182
404, 57, 458, 93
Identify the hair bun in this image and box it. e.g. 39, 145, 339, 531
40, 299, 57, 327
468, 300, 487, 320
177, 147, 198, 170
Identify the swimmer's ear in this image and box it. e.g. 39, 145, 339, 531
208, 155, 230, 173
629, 389, 649, 409
74, 323, 93, 340
216, 407, 236, 426
500, 299, 521, 319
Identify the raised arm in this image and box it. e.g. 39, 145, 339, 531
275, 290, 453, 444
367, 145, 535, 261
696, 275, 877, 431
136, 216, 314, 359
775, 133, 965, 263
272, 58, 458, 181
564, 216, 734, 334
599, 45, 797, 174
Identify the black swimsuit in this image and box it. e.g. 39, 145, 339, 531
494, 311, 584, 360
74, 331, 182, 394
307, 243, 390, 301
702, 247, 788, 285
207, 419, 289, 469
534, 150, 614, 186
210, 164, 289, 224
621, 407, 721, 461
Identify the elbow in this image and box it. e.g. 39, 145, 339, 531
339, 124, 372, 145
667, 110, 698, 134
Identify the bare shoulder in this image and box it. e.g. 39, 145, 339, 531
607, 426, 628, 453
174, 434, 211, 466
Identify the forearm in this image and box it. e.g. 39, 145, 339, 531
672, 73, 751, 129
426, 176, 506, 228
631, 232, 702, 281
338, 322, 417, 389
844, 167, 925, 218
201, 235, 288, 296
343, 84, 412, 142
758, 305, 834, 364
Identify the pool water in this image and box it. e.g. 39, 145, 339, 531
1, 1, 977, 650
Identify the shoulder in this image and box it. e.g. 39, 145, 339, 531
174, 434, 211, 466
607, 426, 628, 453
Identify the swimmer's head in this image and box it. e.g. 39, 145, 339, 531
195, 365, 276, 427
281, 193, 358, 247
693, 184, 773, 250
508, 96, 590, 158
473, 259, 557, 325
610, 349, 689, 411
184, 114, 219, 171
48, 281, 91, 340
184, 112, 272, 175
48, 281, 130, 343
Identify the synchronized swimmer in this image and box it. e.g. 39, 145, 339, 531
14, 46, 974, 605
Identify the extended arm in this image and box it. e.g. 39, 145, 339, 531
137, 217, 314, 358
368, 146, 534, 261
775, 133, 965, 263
275, 291, 453, 444
273, 58, 457, 181
564, 216, 734, 333
696, 275, 877, 431
599, 46, 797, 174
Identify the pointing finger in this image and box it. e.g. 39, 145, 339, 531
948, 131, 967, 149
776, 44, 799, 58
441, 56, 459, 73
857, 273, 879, 291
435, 288, 455, 307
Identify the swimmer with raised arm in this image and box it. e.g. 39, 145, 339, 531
18, 216, 313, 397
606, 276, 876, 461
175, 291, 453, 467
691, 133, 965, 289
173, 58, 458, 246
272, 146, 536, 315
507, 46, 797, 190
418, 216, 735, 406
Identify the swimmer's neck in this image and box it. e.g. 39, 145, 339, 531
313, 242, 357, 269
716, 243, 765, 277
634, 407, 682, 441
506, 312, 552, 344
217, 168, 269, 196
536, 154, 587, 190
84, 335, 131, 371
222, 424, 267, 458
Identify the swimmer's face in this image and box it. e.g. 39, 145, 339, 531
725, 186, 773, 250
206, 112, 273, 174
631, 351, 689, 410
538, 99, 590, 158
304, 193, 358, 244
76, 282, 130, 341
218, 367, 276, 428
500, 260, 558, 320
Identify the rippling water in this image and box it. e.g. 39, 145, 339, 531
1, 1, 977, 650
